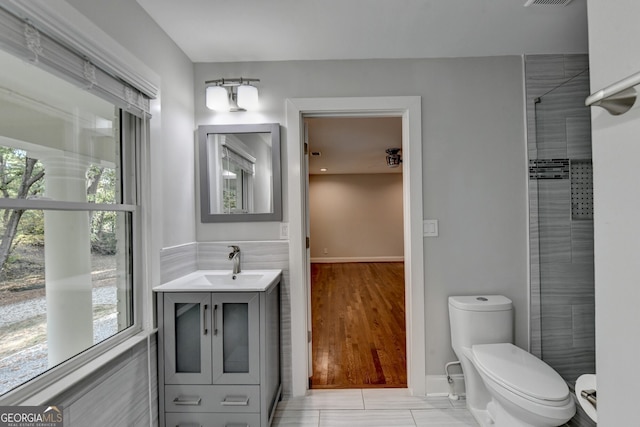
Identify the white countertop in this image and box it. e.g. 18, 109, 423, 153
153, 269, 282, 292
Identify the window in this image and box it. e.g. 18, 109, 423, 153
222, 145, 255, 213
0, 42, 140, 396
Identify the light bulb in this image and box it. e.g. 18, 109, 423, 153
206, 85, 229, 111
236, 84, 259, 111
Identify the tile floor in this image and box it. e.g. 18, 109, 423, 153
273, 389, 479, 426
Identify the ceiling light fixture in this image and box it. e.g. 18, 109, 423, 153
205, 78, 260, 112
386, 148, 402, 168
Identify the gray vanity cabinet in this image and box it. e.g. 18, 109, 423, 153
157, 282, 281, 427
162, 293, 213, 385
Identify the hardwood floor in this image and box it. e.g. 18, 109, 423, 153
310, 262, 407, 389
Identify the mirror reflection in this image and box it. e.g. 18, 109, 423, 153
198, 123, 281, 222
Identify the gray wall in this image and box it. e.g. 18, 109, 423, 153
68, 0, 197, 252
194, 57, 529, 376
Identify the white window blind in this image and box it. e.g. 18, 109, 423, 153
222, 146, 255, 175
0, 4, 152, 118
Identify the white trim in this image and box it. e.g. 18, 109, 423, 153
285, 96, 425, 397
1, 0, 159, 98
310, 256, 404, 263
0, 198, 137, 212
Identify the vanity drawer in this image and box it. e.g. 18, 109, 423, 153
165, 385, 260, 413
166, 412, 261, 427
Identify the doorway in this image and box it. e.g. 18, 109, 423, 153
285, 96, 425, 397
305, 116, 406, 388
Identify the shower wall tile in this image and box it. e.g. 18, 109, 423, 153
567, 116, 593, 159
537, 180, 571, 263
540, 304, 572, 334
526, 54, 566, 78
564, 54, 591, 77
572, 242, 594, 264
571, 221, 594, 242
572, 303, 596, 348
542, 347, 595, 384
539, 225, 571, 264
540, 264, 594, 303
541, 302, 595, 383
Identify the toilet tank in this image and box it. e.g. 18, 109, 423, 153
448, 295, 513, 354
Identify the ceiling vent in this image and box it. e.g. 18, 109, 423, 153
524, 0, 573, 6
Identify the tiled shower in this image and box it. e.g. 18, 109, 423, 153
525, 55, 596, 427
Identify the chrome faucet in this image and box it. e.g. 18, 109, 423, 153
228, 245, 241, 274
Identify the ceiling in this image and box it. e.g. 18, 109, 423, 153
306, 117, 402, 175
135, 0, 588, 175
135, 0, 588, 63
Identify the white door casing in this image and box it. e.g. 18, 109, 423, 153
285, 96, 425, 396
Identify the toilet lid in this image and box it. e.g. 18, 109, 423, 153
472, 343, 569, 402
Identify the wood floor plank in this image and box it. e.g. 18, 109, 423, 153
310, 262, 407, 389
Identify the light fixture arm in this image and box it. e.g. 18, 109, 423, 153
205, 77, 260, 87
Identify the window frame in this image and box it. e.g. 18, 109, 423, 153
0, 1, 157, 405
0, 110, 143, 403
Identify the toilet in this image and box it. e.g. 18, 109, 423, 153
448, 295, 575, 427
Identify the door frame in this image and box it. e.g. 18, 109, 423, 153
286, 96, 425, 396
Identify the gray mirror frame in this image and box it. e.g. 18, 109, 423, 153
198, 123, 282, 222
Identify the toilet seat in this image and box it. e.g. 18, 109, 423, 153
472, 343, 570, 407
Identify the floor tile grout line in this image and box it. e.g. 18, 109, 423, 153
409, 408, 419, 427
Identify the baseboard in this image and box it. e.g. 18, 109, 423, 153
310, 256, 405, 263
425, 374, 466, 398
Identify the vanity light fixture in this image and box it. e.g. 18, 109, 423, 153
386, 148, 402, 168
205, 78, 260, 112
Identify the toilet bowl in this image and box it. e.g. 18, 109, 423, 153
448, 296, 575, 427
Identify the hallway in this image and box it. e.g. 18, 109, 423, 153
310, 262, 406, 388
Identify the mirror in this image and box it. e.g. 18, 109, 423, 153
198, 123, 282, 222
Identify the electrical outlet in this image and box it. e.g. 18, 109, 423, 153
280, 223, 289, 239
323, 248, 328, 254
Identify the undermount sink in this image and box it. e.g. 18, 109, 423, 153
153, 269, 282, 292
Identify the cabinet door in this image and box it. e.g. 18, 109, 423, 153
212, 292, 260, 384
164, 293, 213, 384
